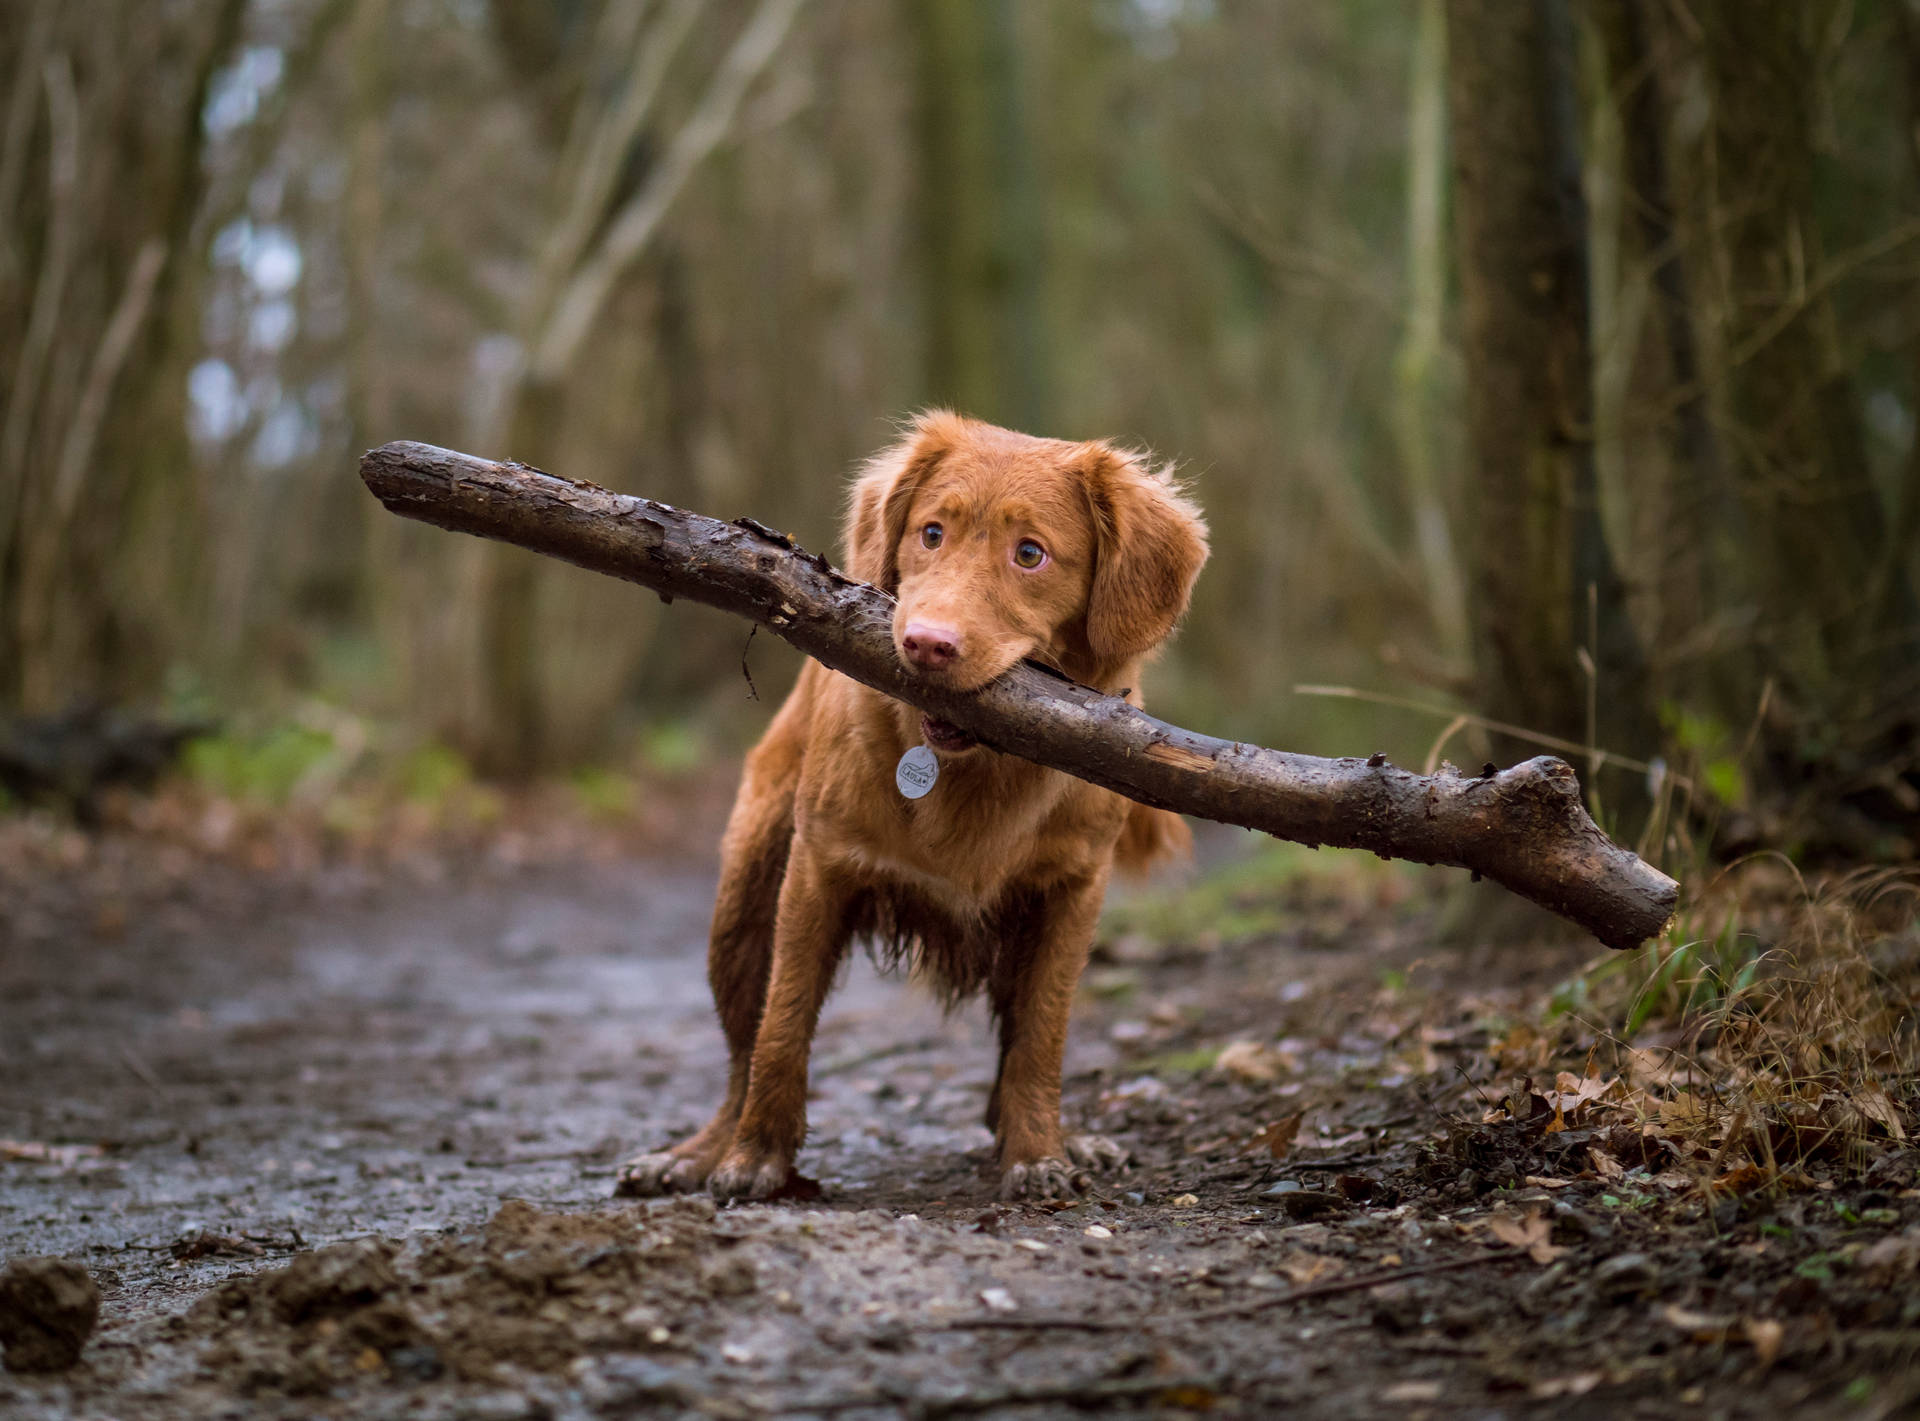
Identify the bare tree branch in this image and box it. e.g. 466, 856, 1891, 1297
529, 0, 806, 382
0, 0, 55, 257
52, 238, 167, 526
527, 0, 706, 335
360, 440, 1681, 950
0, 52, 79, 560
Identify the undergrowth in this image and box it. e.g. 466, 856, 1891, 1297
0, 700, 731, 877
1538, 861, 1920, 1186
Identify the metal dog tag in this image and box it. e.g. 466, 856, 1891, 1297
895, 744, 939, 800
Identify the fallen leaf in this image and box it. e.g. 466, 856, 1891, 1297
1627, 1047, 1688, 1089
1550, 1071, 1619, 1108
0, 1140, 106, 1167
1523, 1175, 1574, 1189
1215, 1040, 1285, 1083
1659, 1092, 1711, 1127
1170, 1193, 1199, 1208
1100, 1076, 1172, 1110
1745, 1318, 1784, 1368
1661, 1303, 1738, 1343
1302, 1129, 1368, 1151
1278, 1252, 1344, 1286
1530, 1372, 1602, 1399
1589, 1146, 1625, 1180
1711, 1163, 1773, 1196
979, 1288, 1017, 1313
1154, 1384, 1219, 1410
1491, 1024, 1550, 1072
1380, 1380, 1443, 1403
1858, 1229, 1920, 1278
1245, 1114, 1302, 1160
1854, 1088, 1909, 1141
1487, 1210, 1564, 1265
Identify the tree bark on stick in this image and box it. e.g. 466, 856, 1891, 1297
360, 440, 1679, 950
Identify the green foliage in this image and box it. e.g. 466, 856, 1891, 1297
398, 743, 473, 806
184, 725, 337, 805
1134, 1045, 1222, 1076
1597, 1190, 1658, 1210
638, 720, 709, 775
570, 766, 637, 819
1103, 839, 1411, 948
1795, 1253, 1840, 1283
1549, 907, 1766, 1039
1662, 702, 1748, 809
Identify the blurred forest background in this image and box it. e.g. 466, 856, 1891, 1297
3, 0, 1918, 866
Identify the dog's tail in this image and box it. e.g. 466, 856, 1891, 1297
1114, 802, 1192, 877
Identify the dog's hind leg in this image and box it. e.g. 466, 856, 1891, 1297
615, 720, 798, 1197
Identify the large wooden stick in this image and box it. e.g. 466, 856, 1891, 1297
360, 441, 1678, 949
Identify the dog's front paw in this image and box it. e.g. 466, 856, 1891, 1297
998, 1156, 1091, 1201
613, 1151, 710, 1198
707, 1147, 794, 1203
1064, 1133, 1131, 1173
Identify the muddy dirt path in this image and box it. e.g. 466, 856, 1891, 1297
2, 831, 1915, 1418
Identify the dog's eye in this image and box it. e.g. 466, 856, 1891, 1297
1013, 539, 1048, 570
921, 523, 943, 550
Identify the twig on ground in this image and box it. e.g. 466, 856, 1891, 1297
801, 1373, 1222, 1417
815, 1036, 945, 1078
1179, 1246, 1526, 1323
117, 1044, 164, 1096
938, 1247, 1526, 1333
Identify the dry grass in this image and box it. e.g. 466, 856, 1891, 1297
1518, 860, 1920, 1189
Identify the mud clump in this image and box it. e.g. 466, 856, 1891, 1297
190, 1198, 742, 1398
267, 1237, 403, 1324
0, 1256, 101, 1372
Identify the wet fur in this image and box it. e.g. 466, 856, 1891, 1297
618, 411, 1208, 1201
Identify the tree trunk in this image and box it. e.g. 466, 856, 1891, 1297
1394, 0, 1467, 663
1444, 0, 1657, 815
912, 0, 1048, 431
480, 380, 567, 776
1590, 0, 1728, 692
1692, 1, 1915, 724
359, 439, 1680, 950
470, 0, 805, 773
0, 0, 243, 713
1878, 2, 1920, 654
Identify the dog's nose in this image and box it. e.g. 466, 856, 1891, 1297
901, 621, 960, 669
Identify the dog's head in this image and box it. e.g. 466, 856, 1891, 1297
844, 412, 1208, 750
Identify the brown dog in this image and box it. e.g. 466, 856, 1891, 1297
616, 412, 1208, 1201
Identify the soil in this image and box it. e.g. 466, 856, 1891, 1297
2, 804, 1917, 1419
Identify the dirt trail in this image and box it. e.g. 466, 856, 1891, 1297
1, 830, 1914, 1418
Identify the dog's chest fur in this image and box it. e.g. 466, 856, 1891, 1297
817, 697, 1114, 1004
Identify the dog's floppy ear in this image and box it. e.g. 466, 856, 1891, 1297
1083, 445, 1209, 665
844, 411, 962, 593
